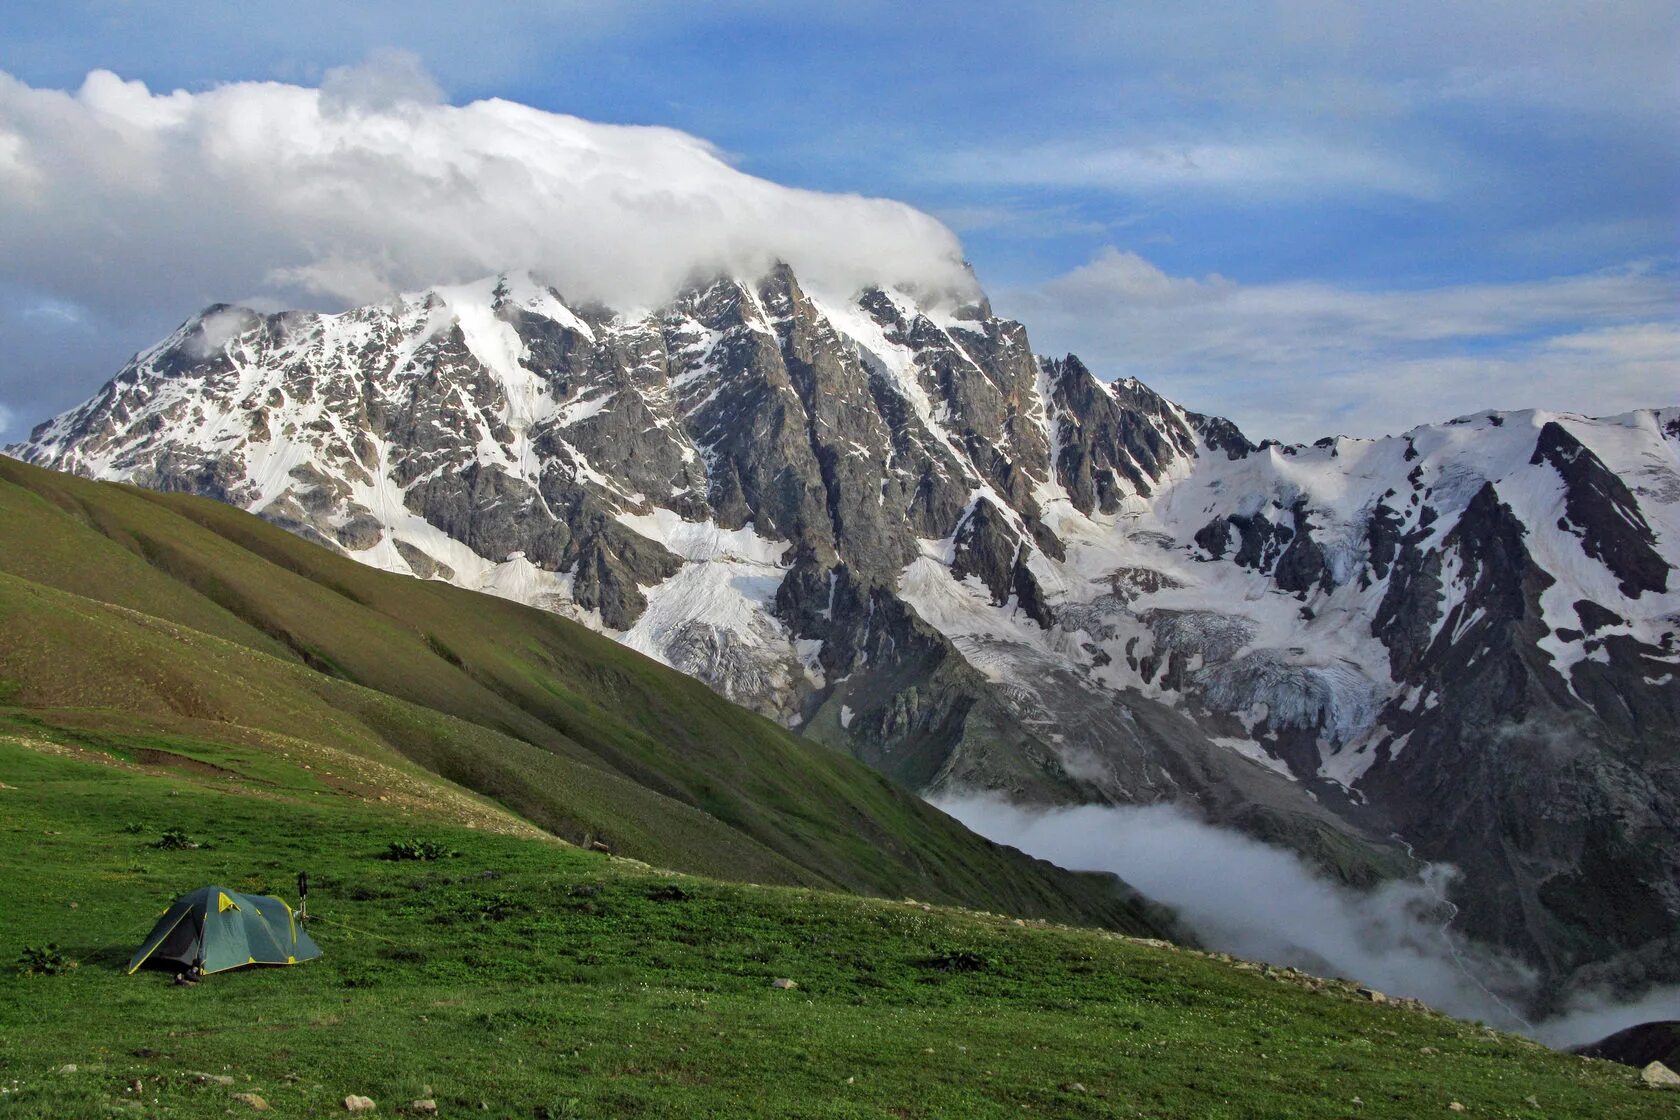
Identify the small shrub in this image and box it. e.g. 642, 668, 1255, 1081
17, 944, 78, 976
380, 838, 458, 862
154, 829, 199, 850
120, 822, 145, 835
646, 884, 690, 903
480, 897, 516, 921
924, 949, 989, 974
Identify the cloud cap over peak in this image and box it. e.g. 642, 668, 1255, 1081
0, 60, 974, 317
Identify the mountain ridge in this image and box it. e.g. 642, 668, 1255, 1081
0, 451, 1177, 935
11, 264, 1679, 1006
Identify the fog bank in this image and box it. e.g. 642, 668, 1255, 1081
934, 794, 1679, 1048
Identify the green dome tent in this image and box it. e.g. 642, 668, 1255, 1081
127, 886, 321, 976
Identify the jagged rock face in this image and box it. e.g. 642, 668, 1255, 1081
12, 266, 1680, 999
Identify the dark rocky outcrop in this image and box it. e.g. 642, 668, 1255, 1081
1530, 421, 1669, 597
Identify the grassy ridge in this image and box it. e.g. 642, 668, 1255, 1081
1, 733, 1667, 1118
0, 455, 1166, 932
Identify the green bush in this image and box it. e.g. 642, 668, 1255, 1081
380, 838, 459, 862
154, 828, 199, 850
17, 943, 77, 975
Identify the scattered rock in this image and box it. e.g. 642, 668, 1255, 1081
407, 1101, 438, 1115
1642, 1061, 1680, 1089
192, 1073, 235, 1086
1419, 1047, 1438, 1055
770, 978, 798, 990
1447, 1103, 1465, 1112
54, 1065, 76, 1075
344, 1094, 377, 1112
1523, 1096, 1540, 1108
1060, 1082, 1086, 1093
233, 1093, 271, 1111
1357, 987, 1387, 1003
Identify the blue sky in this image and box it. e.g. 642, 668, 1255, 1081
1, 1, 1675, 441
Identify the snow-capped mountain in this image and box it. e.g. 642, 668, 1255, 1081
12, 267, 1679, 998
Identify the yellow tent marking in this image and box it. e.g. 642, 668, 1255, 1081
217, 892, 240, 913
278, 898, 299, 947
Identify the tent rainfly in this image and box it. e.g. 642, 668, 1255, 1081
128, 886, 321, 976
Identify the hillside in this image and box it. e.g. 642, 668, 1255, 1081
5, 730, 1675, 1118
0, 455, 1169, 935
11, 267, 1676, 997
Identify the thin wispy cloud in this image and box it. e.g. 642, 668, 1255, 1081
926, 138, 1444, 200
1002, 248, 1679, 442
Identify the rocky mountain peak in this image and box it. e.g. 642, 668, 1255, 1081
9, 266, 1679, 1001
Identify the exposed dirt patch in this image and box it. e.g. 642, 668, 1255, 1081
132, 747, 245, 780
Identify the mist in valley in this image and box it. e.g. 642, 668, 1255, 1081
934, 794, 1680, 1050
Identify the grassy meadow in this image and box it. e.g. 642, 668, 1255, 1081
2, 724, 1672, 1118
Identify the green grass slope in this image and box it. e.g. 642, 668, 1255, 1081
0, 456, 1166, 933
1, 734, 1667, 1118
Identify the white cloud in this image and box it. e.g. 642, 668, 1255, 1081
1537, 985, 1680, 1051
935, 794, 1680, 1046
934, 794, 1538, 1029
928, 137, 1443, 200
0, 62, 972, 319
1001, 248, 1680, 441
318, 48, 444, 114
